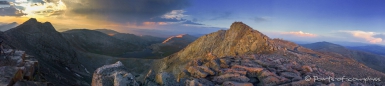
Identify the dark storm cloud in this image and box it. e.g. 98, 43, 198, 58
181, 20, 203, 25
63, 0, 190, 23
0, 1, 10, 5
0, 6, 26, 16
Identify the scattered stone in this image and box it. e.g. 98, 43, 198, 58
231, 65, 263, 77
280, 72, 299, 79
213, 73, 249, 83
187, 66, 209, 78
197, 66, 215, 75
222, 81, 253, 86
302, 65, 313, 73
258, 76, 281, 86
155, 72, 178, 86
185, 78, 215, 86
342, 82, 352, 86
222, 69, 247, 75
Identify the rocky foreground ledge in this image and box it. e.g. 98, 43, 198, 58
0, 49, 51, 86
144, 54, 340, 86
92, 53, 379, 86
92, 61, 139, 86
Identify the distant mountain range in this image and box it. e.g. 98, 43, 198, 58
294, 41, 385, 56
346, 45, 385, 56
301, 42, 385, 73
0, 22, 18, 31
95, 29, 165, 47
62, 29, 139, 56
1, 19, 384, 85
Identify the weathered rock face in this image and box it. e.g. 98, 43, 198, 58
0, 49, 49, 86
92, 61, 139, 86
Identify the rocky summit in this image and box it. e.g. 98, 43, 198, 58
142, 22, 385, 86
153, 22, 276, 78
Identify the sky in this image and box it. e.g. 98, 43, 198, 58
1, 0, 385, 45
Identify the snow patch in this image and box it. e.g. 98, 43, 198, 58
65, 67, 70, 71
85, 68, 90, 74
75, 73, 82, 78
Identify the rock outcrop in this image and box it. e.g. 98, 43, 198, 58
92, 61, 139, 86
0, 49, 49, 86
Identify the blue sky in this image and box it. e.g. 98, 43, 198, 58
1, 0, 385, 45
183, 0, 385, 45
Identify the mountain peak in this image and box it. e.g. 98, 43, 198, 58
230, 22, 252, 29
227, 22, 269, 40
7, 18, 57, 33
24, 18, 38, 24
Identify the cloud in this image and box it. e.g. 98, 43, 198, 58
0, 1, 10, 5
161, 10, 187, 20
0, 22, 18, 31
0, 0, 66, 17
148, 17, 186, 22
181, 20, 203, 25
64, 0, 190, 23
341, 30, 383, 43
253, 17, 269, 23
0, 6, 26, 16
281, 31, 317, 37
123, 24, 224, 37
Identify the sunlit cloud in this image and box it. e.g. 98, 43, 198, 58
281, 31, 317, 37
340, 30, 383, 43
161, 10, 187, 20
1, 0, 67, 17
